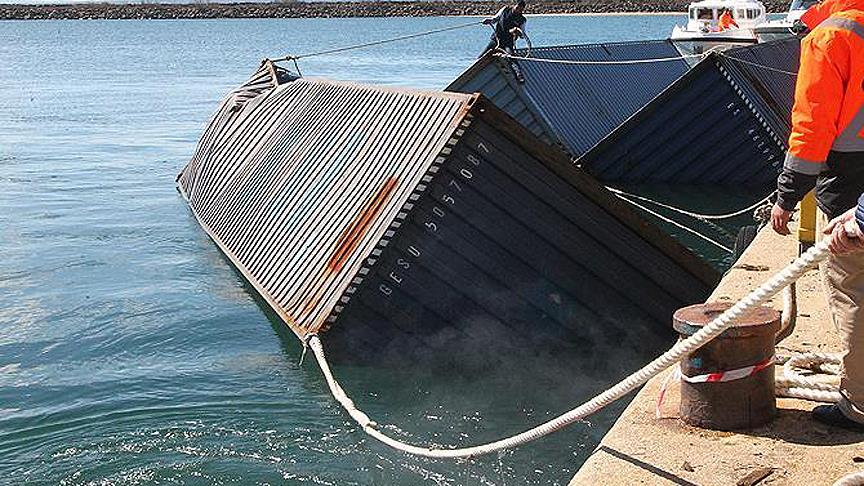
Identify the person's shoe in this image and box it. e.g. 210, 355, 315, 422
812, 404, 864, 431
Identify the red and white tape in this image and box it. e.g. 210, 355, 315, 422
656, 356, 775, 418
680, 355, 775, 383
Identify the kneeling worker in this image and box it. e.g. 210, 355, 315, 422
770, 0, 864, 429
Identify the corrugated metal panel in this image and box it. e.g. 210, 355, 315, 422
447, 40, 690, 157
180, 73, 719, 354
516, 41, 691, 157
326, 99, 719, 359
179, 73, 471, 338
447, 57, 550, 144
578, 53, 787, 186
718, 38, 800, 141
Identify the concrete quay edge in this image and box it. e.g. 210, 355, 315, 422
570, 222, 864, 486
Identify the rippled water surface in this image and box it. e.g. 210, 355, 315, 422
1, 15, 695, 485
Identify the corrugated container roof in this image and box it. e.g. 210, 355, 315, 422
447, 40, 691, 157
718, 37, 800, 140
179, 66, 719, 354
179, 65, 471, 337
578, 41, 800, 186
445, 53, 551, 144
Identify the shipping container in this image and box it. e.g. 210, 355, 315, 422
178, 63, 719, 363
447, 40, 692, 158
579, 38, 800, 186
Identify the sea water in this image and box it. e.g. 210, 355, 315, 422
0, 14, 719, 485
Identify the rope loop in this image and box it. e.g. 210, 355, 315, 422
308, 240, 831, 459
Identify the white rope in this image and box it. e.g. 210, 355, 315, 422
776, 352, 842, 403
503, 52, 703, 65
605, 187, 774, 222
611, 193, 733, 253
307, 240, 830, 458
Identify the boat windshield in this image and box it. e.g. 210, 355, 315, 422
790, 0, 818, 10
732, 7, 763, 19
691, 7, 715, 19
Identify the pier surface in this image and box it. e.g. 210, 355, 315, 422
571, 222, 864, 485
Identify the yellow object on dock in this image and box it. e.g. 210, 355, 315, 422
798, 191, 817, 251
570, 218, 863, 486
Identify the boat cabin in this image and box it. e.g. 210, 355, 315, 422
684, 0, 767, 32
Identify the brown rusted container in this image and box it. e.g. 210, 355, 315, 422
674, 302, 780, 431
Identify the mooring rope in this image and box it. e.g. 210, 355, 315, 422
504, 48, 800, 80
776, 352, 843, 403
308, 239, 830, 458
606, 187, 774, 222
274, 20, 484, 62
611, 192, 733, 253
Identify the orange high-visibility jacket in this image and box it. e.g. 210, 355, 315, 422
718, 11, 738, 30
786, 2, 864, 174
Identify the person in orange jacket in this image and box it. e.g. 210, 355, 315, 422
717, 9, 739, 30
771, 0, 864, 430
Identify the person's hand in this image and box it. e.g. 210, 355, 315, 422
790, 19, 808, 34
771, 203, 793, 235
824, 208, 864, 255
510, 27, 523, 38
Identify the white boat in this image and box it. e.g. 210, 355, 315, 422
754, 0, 817, 42
671, 0, 766, 56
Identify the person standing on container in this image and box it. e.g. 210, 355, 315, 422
479, 0, 528, 82
480, 0, 527, 56
770, 0, 864, 430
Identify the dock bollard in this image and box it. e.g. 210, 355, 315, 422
674, 302, 780, 431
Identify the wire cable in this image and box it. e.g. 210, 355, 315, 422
718, 53, 799, 76
605, 187, 775, 221
274, 20, 484, 62
503, 52, 703, 65
611, 192, 733, 253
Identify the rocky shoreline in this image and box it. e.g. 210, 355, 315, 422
0, 1, 789, 20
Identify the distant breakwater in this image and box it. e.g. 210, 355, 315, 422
0, 1, 790, 21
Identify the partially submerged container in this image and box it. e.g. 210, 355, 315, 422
447, 39, 800, 270
578, 38, 800, 186
448, 38, 800, 188
447, 40, 692, 158
178, 62, 719, 364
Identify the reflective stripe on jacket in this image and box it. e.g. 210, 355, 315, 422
785, 7, 864, 175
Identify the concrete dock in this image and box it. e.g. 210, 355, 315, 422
571, 222, 864, 485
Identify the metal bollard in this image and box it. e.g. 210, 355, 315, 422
674, 302, 780, 431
